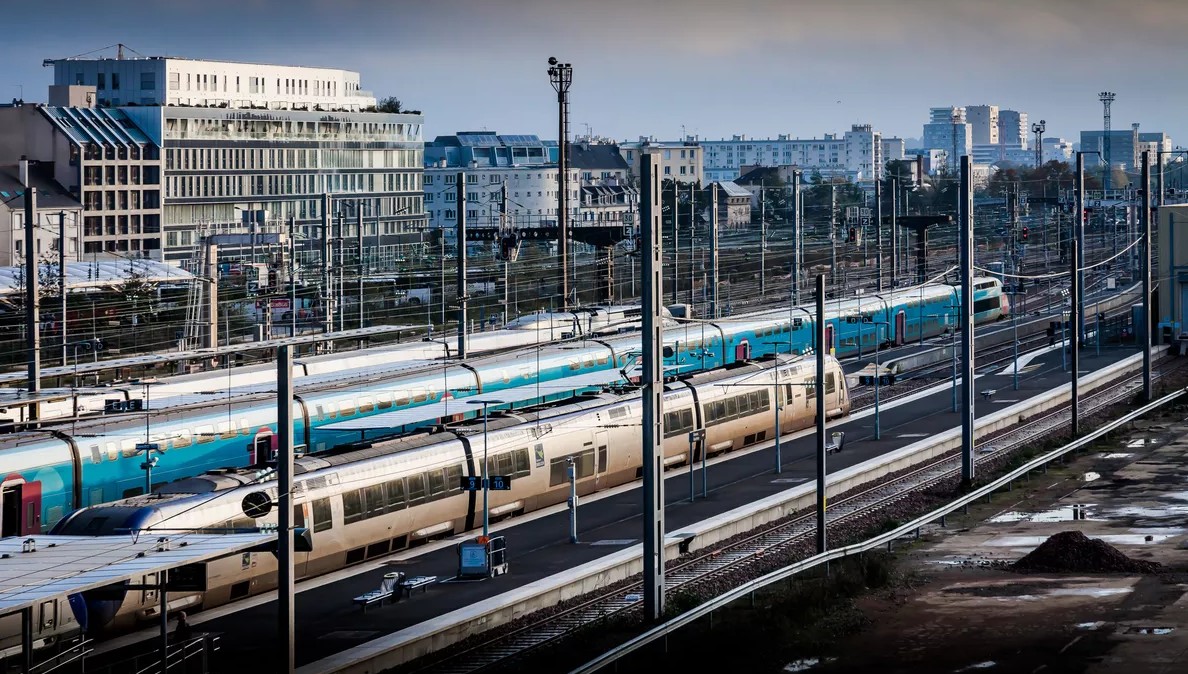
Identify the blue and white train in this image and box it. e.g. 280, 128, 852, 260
0, 279, 1006, 536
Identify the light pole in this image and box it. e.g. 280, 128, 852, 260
134, 378, 161, 494
547, 56, 573, 311
467, 398, 505, 537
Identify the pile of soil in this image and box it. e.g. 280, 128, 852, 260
1012, 531, 1161, 574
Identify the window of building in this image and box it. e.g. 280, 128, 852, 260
112, 73, 120, 90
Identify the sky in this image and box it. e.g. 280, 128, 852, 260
4, 0, 1188, 146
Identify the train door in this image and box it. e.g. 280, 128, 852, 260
594, 429, 609, 489
895, 311, 906, 346
824, 324, 834, 355
251, 431, 272, 465
2, 480, 40, 536
734, 339, 751, 362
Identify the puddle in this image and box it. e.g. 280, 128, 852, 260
1076, 621, 1107, 630
1106, 505, 1188, 519
1083, 472, 1102, 482
985, 534, 1175, 546
1046, 587, 1132, 598
955, 663, 996, 672
1100, 453, 1134, 459
1126, 439, 1149, 448
624, 593, 642, 602
783, 658, 821, 672
988, 505, 1099, 523
1128, 627, 1175, 635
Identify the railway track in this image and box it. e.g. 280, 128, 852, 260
416, 354, 1182, 674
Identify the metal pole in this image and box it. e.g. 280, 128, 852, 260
815, 274, 827, 554
672, 180, 679, 305
159, 573, 168, 672
337, 212, 345, 333
277, 344, 295, 673
59, 211, 67, 367
689, 181, 696, 307
830, 184, 837, 288
1072, 244, 1080, 437
288, 216, 297, 337
874, 324, 881, 440
548, 59, 573, 312
321, 193, 332, 335
1075, 152, 1086, 342
774, 358, 781, 474
959, 156, 975, 486
24, 187, 40, 421
875, 179, 883, 292
792, 171, 802, 304
482, 402, 490, 536
568, 457, 578, 543
357, 207, 364, 331
688, 433, 695, 502
890, 177, 898, 288
457, 172, 468, 359
1157, 150, 1165, 208
1142, 151, 1153, 401
710, 184, 719, 318
760, 182, 767, 298
640, 152, 665, 620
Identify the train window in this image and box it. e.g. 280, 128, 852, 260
406, 474, 426, 506
495, 452, 513, 477
120, 439, 138, 458
195, 425, 216, 444
342, 490, 364, 525
358, 397, 374, 414
501, 370, 510, 384
576, 449, 595, 479
806, 378, 817, 399
725, 397, 738, 419
680, 409, 693, 431
550, 458, 567, 487
412, 390, 427, 404
825, 373, 836, 394
83, 516, 108, 534
377, 393, 393, 409
973, 298, 999, 313
238, 420, 251, 436
426, 469, 446, 499
174, 430, 191, 450
312, 499, 332, 532
218, 422, 235, 440
385, 480, 406, 509
338, 401, 357, 417
598, 445, 608, 473
293, 504, 306, 528
444, 464, 463, 493
89, 444, 101, 464
365, 484, 385, 518
105, 442, 118, 462
759, 389, 770, 410
608, 407, 627, 420
395, 391, 410, 406
514, 449, 530, 477
597, 356, 609, 366
568, 359, 580, 371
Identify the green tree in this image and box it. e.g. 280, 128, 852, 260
376, 97, 404, 113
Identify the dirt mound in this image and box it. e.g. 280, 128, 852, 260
1012, 531, 1161, 574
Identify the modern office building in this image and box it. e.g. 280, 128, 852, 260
966, 105, 1000, 145
1080, 125, 1141, 172
998, 109, 1029, 149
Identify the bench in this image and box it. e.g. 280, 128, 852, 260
353, 572, 404, 612
980, 389, 996, 401
400, 575, 437, 597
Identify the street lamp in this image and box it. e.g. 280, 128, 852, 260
547, 56, 574, 311
467, 398, 506, 537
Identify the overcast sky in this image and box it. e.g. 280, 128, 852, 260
4, 0, 1186, 146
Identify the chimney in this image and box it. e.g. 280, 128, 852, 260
18, 156, 29, 187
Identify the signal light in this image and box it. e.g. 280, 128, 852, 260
1020, 226, 1029, 242
847, 227, 857, 243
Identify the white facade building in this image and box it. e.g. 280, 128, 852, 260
921, 107, 972, 170
998, 109, 1029, 149
702, 125, 885, 183
423, 166, 580, 233
966, 105, 1000, 145
50, 56, 376, 112
618, 138, 703, 184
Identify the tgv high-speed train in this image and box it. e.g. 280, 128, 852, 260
0, 279, 1006, 537
0, 305, 653, 426
39, 355, 849, 643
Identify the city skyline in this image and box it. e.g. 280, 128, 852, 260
3, 0, 1186, 146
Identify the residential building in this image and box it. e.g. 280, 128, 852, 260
570, 141, 631, 186
701, 125, 886, 183
734, 166, 801, 214
580, 185, 637, 226
882, 137, 906, 163
618, 137, 703, 184
921, 107, 972, 169
966, 105, 1000, 145
0, 104, 163, 257
1139, 132, 1174, 162
705, 181, 752, 229
998, 109, 1029, 149
48, 55, 376, 111
0, 161, 83, 267
425, 131, 554, 169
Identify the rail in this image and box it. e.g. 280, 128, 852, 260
571, 386, 1188, 674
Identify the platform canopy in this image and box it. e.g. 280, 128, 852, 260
0, 533, 273, 615
0, 259, 194, 298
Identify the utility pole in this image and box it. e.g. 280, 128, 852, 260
760, 181, 767, 298
890, 177, 898, 289
672, 180, 680, 305
277, 344, 295, 673
1100, 92, 1116, 192
1075, 152, 1086, 342
1032, 120, 1046, 169
321, 193, 332, 336
792, 171, 802, 304
815, 274, 827, 554
830, 183, 837, 288
959, 156, 975, 486
336, 211, 345, 332
357, 206, 365, 331
24, 187, 39, 421
875, 179, 883, 292
640, 153, 665, 621
688, 181, 696, 306
1142, 151, 1153, 401
547, 57, 573, 311
1071, 244, 1080, 436
288, 216, 297, 338
59, 211, 67, 367
457, 172, 468, 358
710, 183, 719, 319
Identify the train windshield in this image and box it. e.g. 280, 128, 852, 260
51, 506, 155, 536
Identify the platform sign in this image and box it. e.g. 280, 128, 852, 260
488, 475, 512, 491
460, 475, 482, 492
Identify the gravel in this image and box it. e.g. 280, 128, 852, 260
1012, 530, 1162, 574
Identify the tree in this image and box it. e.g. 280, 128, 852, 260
376, 97, 404, 113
